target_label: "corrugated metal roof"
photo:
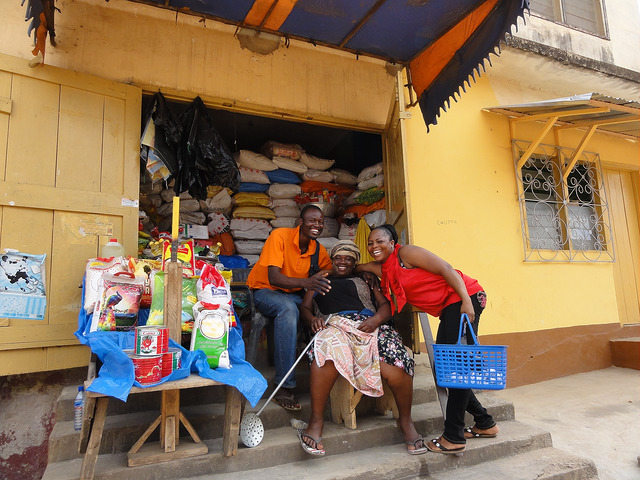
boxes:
[486,93,640,139]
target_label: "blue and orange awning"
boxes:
[129,0,529,128]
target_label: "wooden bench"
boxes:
[78,374,243,479]
[329,376,398,429]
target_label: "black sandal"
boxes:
[272,388,301,411]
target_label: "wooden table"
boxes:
[78,374,243,480]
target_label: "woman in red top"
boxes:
[360,224,498,455]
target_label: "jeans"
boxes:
[252,288,303,389]
[437,291,496,444]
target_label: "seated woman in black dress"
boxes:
[297,240,427,457]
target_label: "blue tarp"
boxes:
[75,279,267,407]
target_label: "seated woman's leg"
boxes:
[380,362,420,444]
[377,324,425,454]
[303,360,340,452]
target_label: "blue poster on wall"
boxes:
[0,250,47,320]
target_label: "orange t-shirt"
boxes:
[247,226,332,293]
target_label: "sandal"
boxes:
[406,436,428,455]
[272,388,301,411]
[464,426,498,439]
[426,437,465,455]
[298,429,325,456]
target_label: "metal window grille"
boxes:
[513,140,614,262]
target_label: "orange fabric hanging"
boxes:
[244,0,299,30]
[409,0,498,98]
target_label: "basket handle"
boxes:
[456,313,480,346]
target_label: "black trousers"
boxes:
[437,292,496,444]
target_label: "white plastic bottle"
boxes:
[101,238,125,258]
[73,386,85,431]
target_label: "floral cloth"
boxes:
[311,312,383,397]
[308,311,415,392]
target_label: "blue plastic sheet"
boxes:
[75,278,267,407]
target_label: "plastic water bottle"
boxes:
[73,386,85,431]
[101,238,125,258]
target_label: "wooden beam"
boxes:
[555,116,638,130]
[0,96,11,115]
[339,0,387,48]
[562,124,598,180]
[516,116,558,170]
[80,397,109,480]
[589,99,640,116]
[511,107,609,123]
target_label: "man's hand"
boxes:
[303,271,331,294]
[360,271,381,292]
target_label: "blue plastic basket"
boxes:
[432,314,507,390]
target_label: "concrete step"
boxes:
[422,447,598,480]
[610,337,640,370]
[47,382,508,463]
[42,420,559,480]
[48,359,441,463]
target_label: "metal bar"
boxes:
[515,116,558,170]
[562,124,598,180]
[418,313,447,419]
[338,0,387,48]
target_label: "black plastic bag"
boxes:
[175,96,240,198]
[140,92,180,178]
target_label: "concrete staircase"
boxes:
[42,355,598,480]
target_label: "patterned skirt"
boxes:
[308,312,415,381]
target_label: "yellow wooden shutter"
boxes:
[0,53,141,374]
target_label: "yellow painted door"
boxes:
[382,73,421,352]
[383,73,411,244]
[0,53,141,374]
[603,167,640,325]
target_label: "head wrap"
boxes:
[329,240,361,264]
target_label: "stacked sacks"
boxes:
[340,162,386,228]
[139,183,235,253]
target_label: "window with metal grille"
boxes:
[513,140,614,262]
[530,0,607,36]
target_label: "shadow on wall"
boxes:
[0,367,85,480]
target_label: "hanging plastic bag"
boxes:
[175,96,240,198]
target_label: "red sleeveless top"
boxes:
[380,245,483,317]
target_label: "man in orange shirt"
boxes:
[247,205,332,410]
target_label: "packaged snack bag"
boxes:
[196,263,235,327]
[162,239,195,277]
[147,272,198,332]
[190,302,230,369]
[84,257,127,314]
[90,272,144,332]
[128,258,161,308]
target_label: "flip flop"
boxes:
[298,429,325,456]
[272,389,302,411]
[464,426,498,439]
[426,437,465,455]
[406,436,428,455]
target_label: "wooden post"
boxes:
[418,312,448,419]
[79,397,109,480]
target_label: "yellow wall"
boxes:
[0,0,394,130]
[402,75,639,337]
